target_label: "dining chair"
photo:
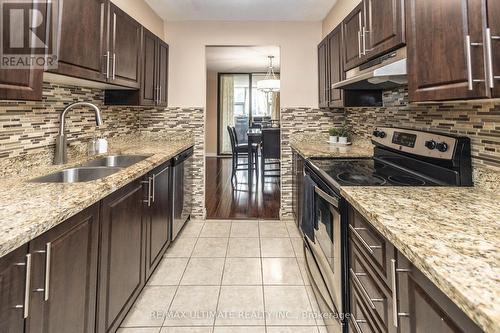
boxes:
[260,128,281,179]
[227,126,259,181]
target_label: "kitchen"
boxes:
[0,0,498,333]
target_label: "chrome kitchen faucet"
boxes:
[54,102,103,165]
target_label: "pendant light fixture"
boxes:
[257,55,280,92]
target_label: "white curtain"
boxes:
[221,75,235,154]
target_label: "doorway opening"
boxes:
[205,46,281,220]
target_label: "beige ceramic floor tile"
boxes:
[200,222,231,237]
[180,258,225,285]
[215,286,265,326]
[296,258,311,286]
[305,286,325,326]
[213,327,265,333]
[191,238,228,257]
[148,258,189,286]
[266,327,319,333]
[121,286,177,327]
[117,328,161,333]
[260,238,295,257]
[164,286,220,326]
[259,219,283,223]
[259,223,289,238]
[165,238,197,258]
[205,219,232,223]
[227,238,261,257]
[264,286,316,326]
[285,223,302,238]
[290,238,305,258]
[262,258,304,285]
[222,258,262,285]
[160,327,213,333]
[230,222,259,237]
[179,222,204,238]
[231,219,261,223]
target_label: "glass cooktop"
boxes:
[309,158,437,187]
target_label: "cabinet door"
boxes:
[98,180,145,333]
[487,0,500,97]
[363,0,405,60]
[28,205,99,333]
[396,252,482,333]
[328,26,344,107]
[157,40,169,106]
[407,0,488,102]
[141,29,157,105]
[109,3,141,88]
[318,41,329,108]
[0,244,29,333]
[49,0,108,82]
[343,3,364,70]
[145,165,171,278]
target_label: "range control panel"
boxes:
[372,127,457,160]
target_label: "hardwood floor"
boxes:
[205,157,281,220]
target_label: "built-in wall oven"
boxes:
[302,163,348,333]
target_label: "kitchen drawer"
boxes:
[348,207,395,288]
[350,279,382,333]
[350,240,396,333]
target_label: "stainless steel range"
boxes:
[301,127,473,333]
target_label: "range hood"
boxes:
[333,47,407,90]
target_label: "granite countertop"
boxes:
[290,132,373,159]
[0,132,195,258]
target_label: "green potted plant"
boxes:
[337,125,351,144]
[328,128,339,143]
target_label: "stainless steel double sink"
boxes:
[30,155,151,183]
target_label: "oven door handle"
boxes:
[314,186,339,209]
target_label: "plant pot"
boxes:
[329,136,338,143]
[339,136,349,144]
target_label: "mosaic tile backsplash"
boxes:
[344,88,500,169]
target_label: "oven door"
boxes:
[304,185,344,332]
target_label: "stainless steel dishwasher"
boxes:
[171,147,194,240]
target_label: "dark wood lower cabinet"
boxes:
[396,252,482,333]
[28,205,99,333]
[348,205,482,333]
[145,162,172,279]
[0,244,29,333]
[98,180,146,333]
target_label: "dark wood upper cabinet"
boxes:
[407,0,489,102]
[396,252,482,333]
[28,205,99,333]
[157,40,169,106]
[48,0,107,83]
[141,29,158,106]
[0,244,28,333]
[0,0,46,101]
[109,3,141,89]
[145,162,172,279]
[342,3,364,71]
[98,180,145,333]
[328,25,344,107]
[318,40,329,108]
[487,0,500,97]
[363,0,405,60]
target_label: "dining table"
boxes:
[247,128,262,185]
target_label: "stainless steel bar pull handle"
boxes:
[486,28,500,89]
[358,30,363,58]
[104,51,110,79]
[349,225,382,254]
[350,314,366,333]
[14,254,32,318]
[142,177,152,206]
[350,269,384,310]
[465,35,485,91]
[391,259,411,327]
[152,174,156,203]
[44,243,51,301]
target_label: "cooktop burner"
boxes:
[337,171,387,186]
[309,158,436,187]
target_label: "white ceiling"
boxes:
[146,0,337,21]
[206,46,280,73]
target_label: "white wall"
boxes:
[111,0,165,39]
[165,21,323,108]
[322,0,361,37]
